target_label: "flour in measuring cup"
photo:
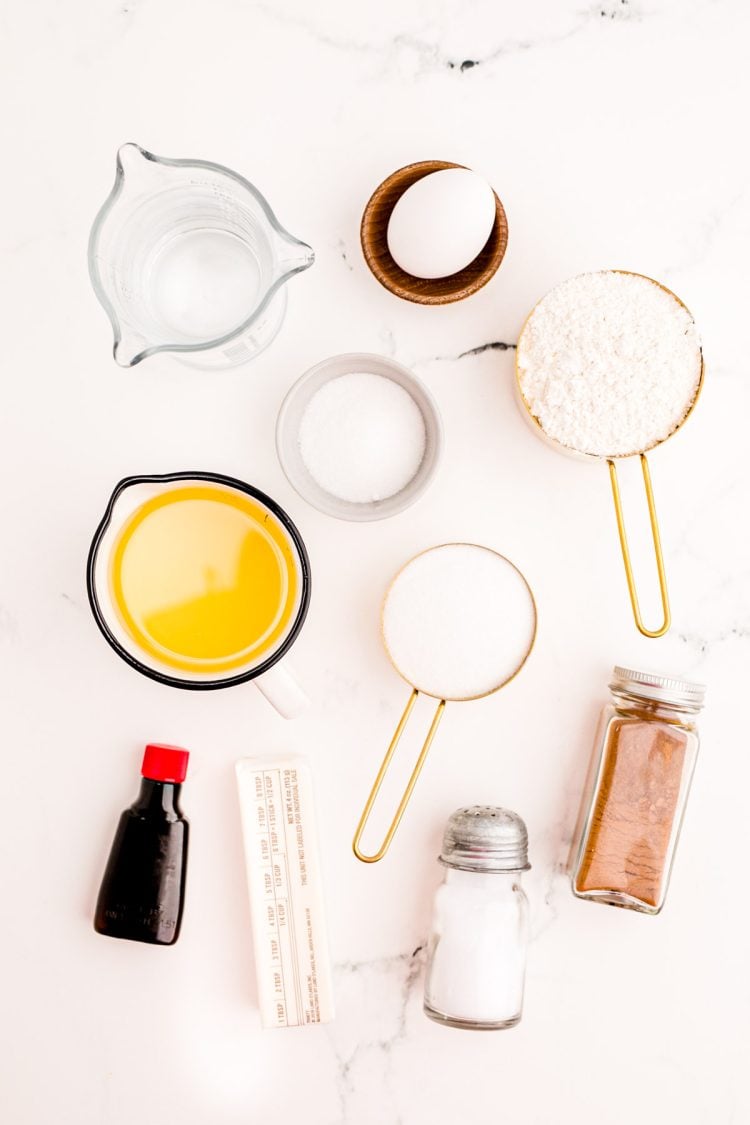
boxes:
[517,271,702,457]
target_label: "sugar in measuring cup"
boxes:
[353,544,537,863]
[515,270,704,638]
[88,143,314,368]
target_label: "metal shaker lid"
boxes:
[439,806,530,873]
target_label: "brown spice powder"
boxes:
[576,718,688,907]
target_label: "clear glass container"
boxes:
[571,666,705,915]
[88,143,314,369]
[424,806,530,1031]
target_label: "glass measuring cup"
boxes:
[353,544,537,863]
[87,472,311,718]
[515,270,704,639]
[88,143,314,369]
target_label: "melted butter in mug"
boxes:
[109,486,300,673]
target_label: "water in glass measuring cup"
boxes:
[89,143,314,369]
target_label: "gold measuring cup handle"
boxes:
[608,454,671,639]
[353,689,446,863]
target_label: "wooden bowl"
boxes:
[360,160,508,305]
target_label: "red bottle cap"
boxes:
[141,744,190,783]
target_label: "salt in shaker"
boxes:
[424,806,531,1030]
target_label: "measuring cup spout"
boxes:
[272,232,315,282]
[115,142,159,187]
[113,325,150,368]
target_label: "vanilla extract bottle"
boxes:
[94,744,190,945]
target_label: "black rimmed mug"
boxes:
[87,471,311,717]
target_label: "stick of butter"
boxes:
[235,757,334,1028]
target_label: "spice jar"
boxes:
[572,666,705,914]
[424,806,530,1031]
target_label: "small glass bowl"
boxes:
[276,352,443,522]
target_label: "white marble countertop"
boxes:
[2,1,748,1121]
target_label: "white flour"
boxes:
[382,544,536,701]
[298,372,426,503]
[517,271,702,457]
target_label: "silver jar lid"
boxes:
[611,666,706,710]
[439,806,530,873]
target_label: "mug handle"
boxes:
[254,661,309,719]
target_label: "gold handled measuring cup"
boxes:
[515,270,704,639]
[353,544,537,863]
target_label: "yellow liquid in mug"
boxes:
[109,485,300,674]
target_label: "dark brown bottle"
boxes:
[94,744,189,945]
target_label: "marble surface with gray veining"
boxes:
[1,1,748,1122]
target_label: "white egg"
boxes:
[386,168,497,280]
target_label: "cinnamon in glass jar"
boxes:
[571,667,705,914]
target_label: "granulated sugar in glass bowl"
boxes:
[516,271,703,458]
[298,372,425,503]
[276,353,443,522]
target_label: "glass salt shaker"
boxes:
[571,666,705,915]
[424,806,530,1031]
